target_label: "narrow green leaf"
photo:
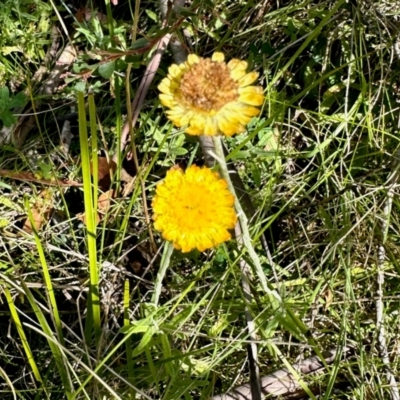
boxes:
[77,92,101,344]
[4,286,43,384]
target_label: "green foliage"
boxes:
[0,0,51,85]
[0,87,26,126]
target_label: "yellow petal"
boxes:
[199,234,214,251]
[168,117,184,127]
[187,54,200,65]
[186,114,206,135]
[238,85,263,95]
[238,71,259,87]
[203,117,219,136]
[159,94,175,108]
[179,110,194,126]
[216,114,242,136]
[221,105,252,125]
[228,60,248,81]
[230,68,247,82]
[227,59,248,71]
[238,92,264,106]
[168,64,182,78]
[211,52,225,62]
[166,106,187,118]
[166,108,188,126]
[186,126,203,136]
[158,80,172,95]
[227,104,260,118]
[240,105,261,117]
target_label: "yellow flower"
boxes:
[158,52,264,137]
[152,165,237,252]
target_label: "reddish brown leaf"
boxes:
[23,190,54,234]
[78,189,116,226]
[0,170,81,187]
[76,7,107,23]
[77,212,101,226]
[91,157,116,191]
[98,189,114,215]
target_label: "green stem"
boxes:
[212,136,281,308]
[152,242,174,306]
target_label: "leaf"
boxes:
[1,46,21,55]
[78,189,116,226]
[124,55,142,65]
[174,6,198,17]
[120,317,153,335]
[74,81,86,92]
[105,47,125,54]
[98,189,114,215]
[231,150,251,159]
[324,288,333,311]
[0,169,81,186]
[98,61,115,79]
[169,147,188,156]
[251,163,261,188]
[87,8,108,23]
[1,110,16,127]
[0,196,23,212]
[23,190,54,234]
[145,9,158,21]
[77,211,100,226]
[132,326,158,357]
[9,91,26,108]
[93,157,116,191]
[129,38,149,51]
[0,87,10,109]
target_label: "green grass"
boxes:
[1,0,400,399]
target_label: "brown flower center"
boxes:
[179,58,239,112]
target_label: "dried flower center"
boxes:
[179,59,239,112]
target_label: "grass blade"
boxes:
[77,91,101,344]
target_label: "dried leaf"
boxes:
[78,189,115,226]
[98,189,114,215]
[77,211,101,226]
[92,157,116,191]
[324,288,333,311]
[23,190,54,234]
[0,169,81,187]
[76,7,107,23]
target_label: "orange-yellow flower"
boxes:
[158,52,264,137]
[152,165,237,252]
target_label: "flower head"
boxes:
[158,52,264,137]
[152,165,237,252]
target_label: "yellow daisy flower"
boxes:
[158,52,264,137]
[152,165,237,252]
